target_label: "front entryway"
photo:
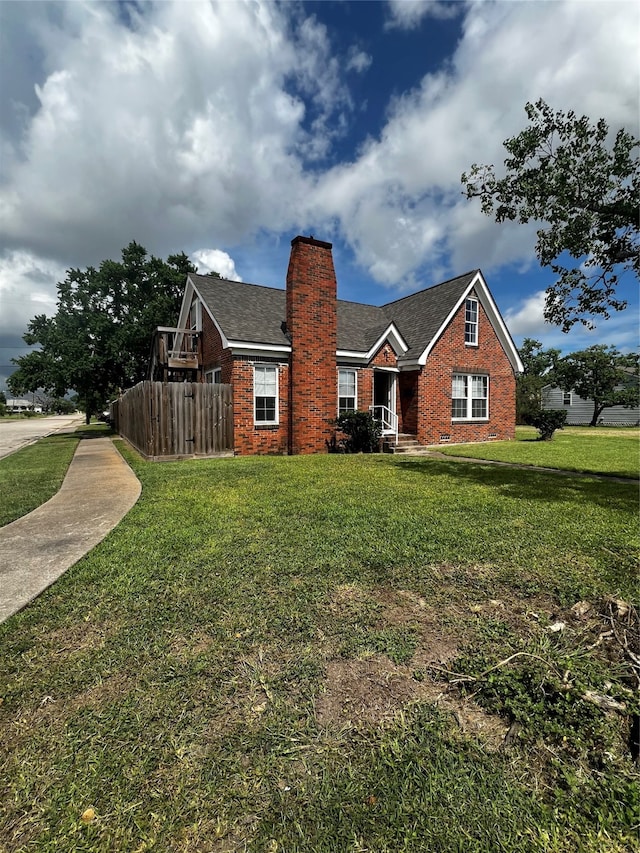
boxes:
[372,370,398,436]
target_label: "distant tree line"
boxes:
[517,339,639,429]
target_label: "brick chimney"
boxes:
[286,236,338,454]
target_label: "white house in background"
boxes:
[542,386,640,426]
[6,398,43,414]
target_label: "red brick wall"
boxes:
[370,343,397,369]
[231,357,289,455]
[201,311,234,383]
[356,367,372,413]
[414,295,516,445]
[201,310,289,455]
[286,236,338,454]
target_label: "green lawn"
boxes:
[0,424,110,528]
[438,425,640,479]
[1,446,638,852]
[0,434,80,527]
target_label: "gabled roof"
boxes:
[188,273,397,353]
[381,271,479,363]
[336,300,391,353]
[186,269,523,371]
[190,275,288,347]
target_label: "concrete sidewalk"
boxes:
[0,438,141,623]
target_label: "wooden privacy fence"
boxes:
[112,381,233,459]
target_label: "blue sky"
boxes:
[0,0,638,391]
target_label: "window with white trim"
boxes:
[188,298,201,332]
[562,391,572,406]
[452,374,488,420]
[254,365,278,424]
[465,297,478,345]
[206,368,222,384]
[338,369,357,413]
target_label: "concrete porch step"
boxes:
[383,434,433,454]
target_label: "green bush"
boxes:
[0,403,6,417]
[331,411,382,453]
[529,408,567,440]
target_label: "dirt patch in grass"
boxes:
[374,587,461,664]
[316,655,509,749]
[46,619,115,654]
[317,656,419,727]
[71,673,134,709]
[416,680,510,751]
[170,630,217,658]
[5,674,134,753]
[34,673,133,719]
[320,581,602,749]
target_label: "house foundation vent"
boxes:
[439,434,451,442]
[488,433,497,438]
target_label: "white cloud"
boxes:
[190,249,242,281]
[310,0,639,287]
[2,0,636,286]
[346,47,372,74]
[0,0,352,266]
[504,290,550,338]
[386,0,460,30]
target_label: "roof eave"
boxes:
[364,323,409,361]
[227,341,291,356]
[418,271,524,372]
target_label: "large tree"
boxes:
[462,100,639,331]
[8,242,195,422]
[516,337,560,424]
[552,345,639,426]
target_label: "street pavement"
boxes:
[0,414,85,459]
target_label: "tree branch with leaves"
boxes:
[8,242,196,422]
[462,100,639,331]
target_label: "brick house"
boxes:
[161,235,523,455]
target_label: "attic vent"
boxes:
[439,434,451,442]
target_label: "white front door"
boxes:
[373,371,396,433]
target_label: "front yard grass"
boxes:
[0,424,110,528]
[0,435,80,527]
[438,425,640,479]
[0,449,638,851]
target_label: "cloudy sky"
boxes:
[0,0,638,390]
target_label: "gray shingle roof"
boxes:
[336,300,390,352]
[190,275,288,346]
[189,270,478,358]
[381,271,478,361]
